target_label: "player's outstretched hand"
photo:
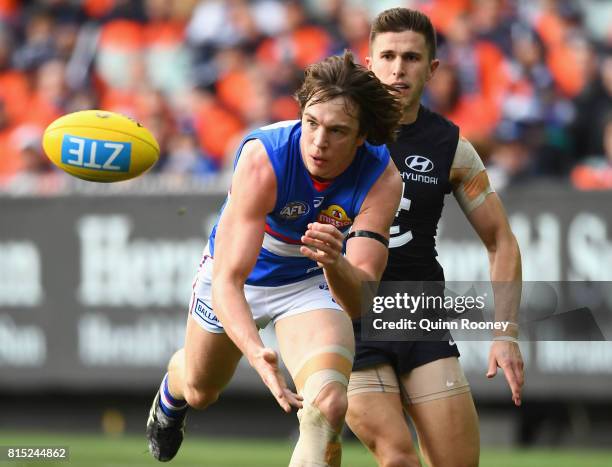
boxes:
[251,347,303,413]
[300,222,344,267]
[487,340,524,406]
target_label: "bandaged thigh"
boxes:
[347,364,400,397]
[289,346,353,467]
[402,357,470,406]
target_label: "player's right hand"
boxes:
[300,222,344,268]
[487,340,524,406]
[250,347,303,413]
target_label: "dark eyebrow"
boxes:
[303,112,352,132]
[379,49,422,59]
[303,112,318,122]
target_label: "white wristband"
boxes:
[493,335,519,344]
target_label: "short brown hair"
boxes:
[370,8,437,60]
[295,51,401,146]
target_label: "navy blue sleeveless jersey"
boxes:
[352,107,461,373]
[207,120,390,286]
[384,106,459,279]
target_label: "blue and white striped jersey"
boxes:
[207,120,389,286]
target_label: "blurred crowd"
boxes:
[0,0,610,191]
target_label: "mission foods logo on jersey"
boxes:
[318,204,352,229]
[279,201,310,220]
[403,155,439,185]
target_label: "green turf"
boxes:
[1,432,611,467]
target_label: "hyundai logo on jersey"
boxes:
[279,201,310,220]
[405,155,434,173]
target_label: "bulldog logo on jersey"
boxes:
[279,201,310,220]
[318,204,352,229]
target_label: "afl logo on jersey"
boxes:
[279,201,310,220]
[405,155,434,173]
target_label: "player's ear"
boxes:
[427,59,440,82]
[356,133,366,146]
[365,55,373,70]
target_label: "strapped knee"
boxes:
[290,402,341,467]
[288,345,354,467]
[293,345,354,404]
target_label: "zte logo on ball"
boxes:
[61,135,131,172]
[405,155,434,173]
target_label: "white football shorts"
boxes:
[189,255,343,333]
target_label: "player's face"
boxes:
[300,95,366,181]
[367,30,439,121]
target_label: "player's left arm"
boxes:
[451,137,524,406]
[300,159,402,319]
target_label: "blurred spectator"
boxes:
[0,99,20,182]
[471,0,517,57]
[532,0,595,98]
[571,112,612,190]
[12,7,56,70]
[501,24,575,175]
[190,87,244,168]
[142,0,193,97]
[420,0,471,38]
[426,62,497,149]
[0,0,610,188]
[486,120,536,190]
[0,26,30,125]
[333,3,371,64]
[437,11,508,141]
[95,19,145,91]
[256,1,332,69]
[28,58,69,127]
[502,26,555,126]
[571,51,612,160]
[0,122,55,186]
[163,129,218,177]
[10,123,52,175]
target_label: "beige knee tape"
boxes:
[293,345,353,403]
[289,403,341,467]
[288,345,353,466]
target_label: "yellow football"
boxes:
[42,110,160,182]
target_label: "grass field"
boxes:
[1,432,611,467]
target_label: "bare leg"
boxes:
[170,315,244,408]
[275,309,355,466]
[346,365,421,467]
[403,358,480,467]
